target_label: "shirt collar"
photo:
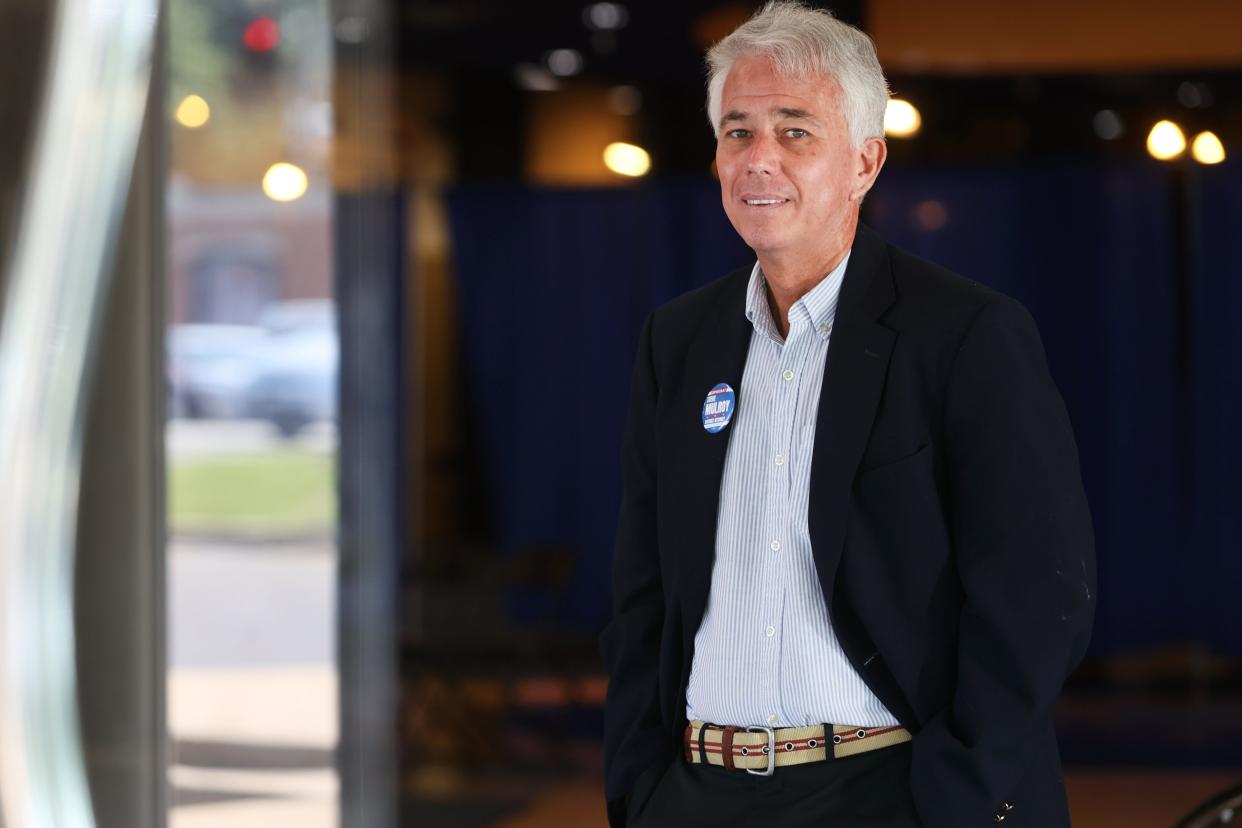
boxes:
[744,251,851,343]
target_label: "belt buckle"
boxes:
[744,725,775,777]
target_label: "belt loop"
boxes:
[684,722,694,763]
[721,726,737,770]
[697,722,711,765]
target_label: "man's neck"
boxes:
[758,219,856,339]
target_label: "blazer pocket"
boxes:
[856,441,932,479]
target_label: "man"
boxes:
[599,2,1096,826]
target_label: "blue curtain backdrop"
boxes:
[446,182,751,628]
[445,160,1241,655]
[1193,167,1242,651]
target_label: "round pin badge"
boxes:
[701,383,736,434]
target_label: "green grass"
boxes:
[169,450,336,537]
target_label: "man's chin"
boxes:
[740,235,786,256]
[731,225,786,253]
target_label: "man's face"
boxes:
[715,53,873,259]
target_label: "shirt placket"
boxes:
[758,311,810,728]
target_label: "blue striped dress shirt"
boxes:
[684,253,901,730]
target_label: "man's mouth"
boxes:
[743,198,790,206]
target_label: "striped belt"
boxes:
[684,720,912,777]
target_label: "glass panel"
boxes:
[164,1,338,825]
[0,0,158,824]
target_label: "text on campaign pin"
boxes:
[701,383,736,434]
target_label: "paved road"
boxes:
[168,536,338,823]
[169,537,334,667]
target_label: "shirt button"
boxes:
[767,713,779,724]
[765,625,776,637]
[782,369,794,382]
[770,539,781,552]
[775,453,786,466]
[818,322,830,336]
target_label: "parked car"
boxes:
[246,301,338,437]
[167,324,265,419]
[257,298,335,337]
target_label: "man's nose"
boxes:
[745,132,780,175]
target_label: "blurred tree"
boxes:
[167,0,332,186]
[167,0,230,111]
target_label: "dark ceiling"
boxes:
[397,1,864,81]
[379,0,1241,179]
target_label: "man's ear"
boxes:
[851,136,887,202]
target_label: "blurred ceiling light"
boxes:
[175,94,210,129]
[603,142,651,177]
[608,85,642,116]
[1092,109,1123,141]
[1177,81,1213,109]
[262,163,308,202]
[242,16,281,52]
[584,2,629,30]
[546,48,584,77]
[884,99,921,138]
[1191,131,1226,165]
[514,63,560,92]
[913,199,948,231]
[1177,81,1203,108]
[1146,120,1186,160]
[334,15,369,44]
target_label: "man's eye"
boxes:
[726,129,751,139]
[785,128,808,138]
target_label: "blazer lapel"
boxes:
[676,269,753,630]
[808,224,897,607]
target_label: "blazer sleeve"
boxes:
[910,296,1097,827]
[599,313,670,828]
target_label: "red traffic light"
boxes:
[242,16,281,53]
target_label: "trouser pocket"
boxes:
[627,759,672,824]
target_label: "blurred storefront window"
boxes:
[164,1,338,825]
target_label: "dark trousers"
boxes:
[628,742,923,828]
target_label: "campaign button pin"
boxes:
[701,383,736,434]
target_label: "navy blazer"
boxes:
[599,223,1096,828]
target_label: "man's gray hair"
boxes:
[705,1,890,148]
